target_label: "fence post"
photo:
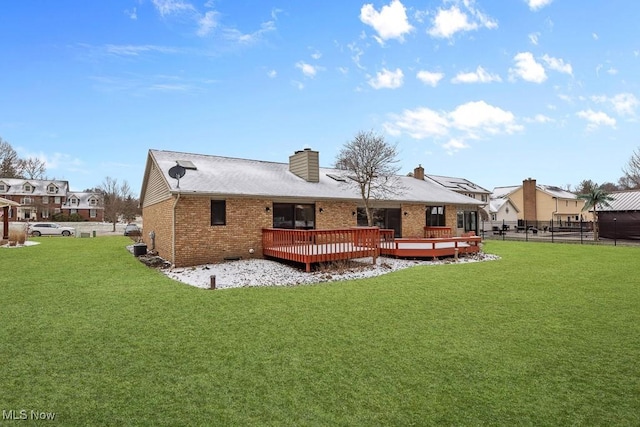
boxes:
[525,220,529,241]
[580,219,583,244]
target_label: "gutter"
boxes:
[172,191,180,267]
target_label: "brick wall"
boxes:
[141,197,175,263]
[445,205,458,234]
[144,195,469,267]
[315,201,358,229]
[172,197,273,267]
[401,203,426,237]
[523,178,537,222]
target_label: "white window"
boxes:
[42,209,49,219]
[22,197,32,204]
[0,183,6,192]
[70,209,77,215]
[47,185,57,194]
[90,209,97,218]
[24,184,33,192]
[42,196,49,204]
[54,197,61,204]
[89,198,98,206]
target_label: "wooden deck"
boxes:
[263,228,482,272]
[262,227,379,272]
[380,230,481,259]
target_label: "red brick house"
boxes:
[61,192,104,222]
[0,178,103,222]
[140,148,484,268]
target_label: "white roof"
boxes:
[146,149,484,206]
[426,174,490,194]
[492,186,519,199]
[492,184,577,200]
[0,178,68,196]
[598,190,640,211]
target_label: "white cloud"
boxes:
[151,0,195,17]
[428,1,497,39]
[576,109,616,131]
[385,107,449,138]
[448,101,521,135]
[525,114,554,123]
[125,8,137,20]
[296,61,318,78]
[528,32,540,45]
[527,0,553,11]
[607,67,618,75]
[592,93,639,117]
[197,10,219,36]
[592,33,599,40]
[509,52,547,83]
[384,100,521,152]
[368,68,404,89]
[267,70,277,78]
[224,20,276,44]
[611,93,639,116]
[416,70,444,87]
[442,138,469,154]
[360,0,413,44]
[541,54,573,75]
[104,44,178,56]
[451,66,501,84]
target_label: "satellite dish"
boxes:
[168,165,186,188]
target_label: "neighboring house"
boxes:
[0,178,103,222]
[419,167,491,232]
[139,149,484,268]
[492,178,590,228]
[597,190,640,240]
[489,198,520,227]
[61,192,104,222]
[0,178,69,221]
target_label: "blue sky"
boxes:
[1,0,638,195]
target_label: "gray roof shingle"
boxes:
[149,149,484,206]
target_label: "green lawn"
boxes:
[1,237,639,426]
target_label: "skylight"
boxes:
[176,160,197,170]
[326,173,347,182]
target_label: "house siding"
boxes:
[142,162,172,208]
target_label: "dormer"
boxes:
[68,195,80,206]
[23,182,35,193]
[88,195,100,206]
[46,182,59,194]
[0,180,8,193]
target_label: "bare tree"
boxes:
[622,148,640,189]
[334,130,403,226]
[21,157,47,179]
[99,177,134,232]
[0,138,22,178]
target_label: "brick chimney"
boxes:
[289,148,319,182]
[413,164,425,180]
[522,178,537,222]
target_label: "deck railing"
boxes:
[262,227,380,272]
[424,226,453,238]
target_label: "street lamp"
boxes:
[614,217,617,246]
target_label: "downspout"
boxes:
[172,192,180,267]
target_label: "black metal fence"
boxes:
[480,219,632,246]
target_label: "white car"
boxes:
[28,222,75,237]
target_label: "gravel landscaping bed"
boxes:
[157,252,500,290]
